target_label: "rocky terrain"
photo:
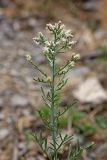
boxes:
[0,0,107,160]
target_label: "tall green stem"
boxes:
[51,56,58,160]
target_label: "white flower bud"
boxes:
[46,76,52,82]
[46,23,54,30]
[38,32,43,37]
[69,61,75,67]
[72,53,80,60]
[61,38,66,43]
[26,54,32,61]
[65,30,73,38]
[68,41,77,49]
[60,24,65,29]
[58,21,62,25]
[33,37,40,45]
[45,41,50,46]
[69,41,77,45]
[56,41,61,45]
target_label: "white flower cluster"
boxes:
[43,41,56,54]
[44,47,55,54]
[65,30,74,38]
[47,21,77,50]
[33,32,46,45]
[68,53,80,68]
[46,21,65,31]
[72,53,80,60]
[32,21,80,62]
[68,61,75,67]
[58,52,80,75]
[33,21,77,50]
[26,54,32,61]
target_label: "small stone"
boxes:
[0,11,5,21]
[22,109,31,116]
[27,157,36,160]
[28,18,38,28]
[73,77,107,104]
[0,128,10,140]
[0,98,3,107]
[4,28,16,40]
[2,89,13,96]
[94,28,107,40]
[17,116,34,131]
[11,94,29,107]
[7,115,14,124]
[32,54,45,64]
[13,21,20,31]
[18,142,27,156]
[10,69,19,76]
[0,0,10,7]
[0,113,5,120]
[67,66,90,78]
[82,0,98,11]
[36,155,45,160]
[65,66,90,87]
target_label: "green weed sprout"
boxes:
[26,21,92,160]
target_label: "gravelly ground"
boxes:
[0,9,107,159]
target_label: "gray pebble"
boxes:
[11,94,29,107]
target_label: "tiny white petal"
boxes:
[73,53,80,60]
[45,41,50,46]
[38,32,43,36]
[26,55,32,61]
[69,41,77,45]
[61,38,66,42]
[46,23,54,30]
[69,61,75,67]
[60,24,65,29]
[44,47,49,52]
[33,37,40,45]
[56,41,60,45]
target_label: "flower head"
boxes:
[33,37,40,45]
[33,32,46,45]
[68,61,75,67]
[46,76,52,82]
[45,41,51,46]
[26,54,32,61]
[46,23,54,31]
[72,53,80,60]
[65,30,73,38]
